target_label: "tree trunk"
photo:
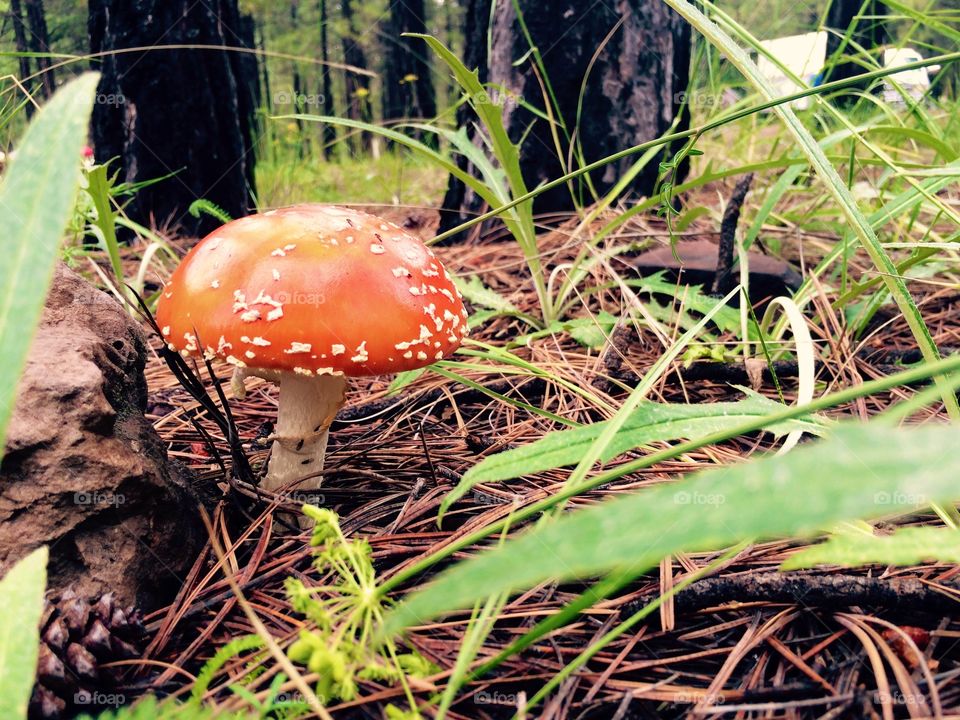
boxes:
[290,0,308,158]
[8,0,34,116]
[439,0,492,238]
[439,0,691,240]
[318,0,336,158]
[24,0,55,98]
[89,0,257,237]
[823,0,887,97]
[340,0,372,152]
[383,0,438,127]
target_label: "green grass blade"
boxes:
[378,354,960,598]
[386,423,960,631]
[0,548,48,720]
[783,526,960,570]
[441,393,827,513]
[0,73,101,455]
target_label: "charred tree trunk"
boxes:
[439,0,691,241]
[383,0,438,129]
[318,0,336,158]
[439,0,492,238]
[89,0,257,237]
[340,0,372,153]
[24,0,55,98]
[823,0,887,98]
[8,0,34,116]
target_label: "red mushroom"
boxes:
[156,204,468,494]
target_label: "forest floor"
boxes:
[112,192,960,719]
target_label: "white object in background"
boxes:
[882,47,937,103]
[757,31,828,110]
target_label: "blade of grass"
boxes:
[0,73,100,454]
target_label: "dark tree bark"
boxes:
[24,0,55,98]
[383,0,438,126]
[318,0,337,158]
[89,0,258,237]
[439,0,691,241]
[439,0,491,238]
[823,0,887,96]
[340,0,372,152]
[8,0,34,116]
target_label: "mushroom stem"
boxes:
[261,372,347,495]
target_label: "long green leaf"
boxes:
[783,526,960,570]
[441,392,827,514]
[0,73,100,454]
[0,547,48,719]
[385,423,960,631]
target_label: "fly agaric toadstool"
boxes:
[156,204,468,494]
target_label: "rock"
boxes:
[0,265,205,611]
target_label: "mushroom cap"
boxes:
[155,204,468,377]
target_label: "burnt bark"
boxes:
[439,0,691,241]
[24,0,55,98]
[340,0,372,152]
[438,0,492,239]
[88,0,257,237]
[8,0,34,116]
[383,0,438,127]
[823,0,887,97]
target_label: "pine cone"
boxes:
[29,590,146,720]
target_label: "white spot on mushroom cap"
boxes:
[351,341,369,363]
[331,344,346,356]
[271,248,286,257]
[161,326,171,336]
[240,336,271,347]
[285,342,312,354]
[370,244,385,255]
[272,269,281,281]
[211,279,221,289]
[241,309,261,322]
[245,350,257,359]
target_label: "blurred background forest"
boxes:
[0,0,957,238]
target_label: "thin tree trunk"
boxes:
[318,0,336,158]
[340,0,372,153]
[383,0,438,132]
[290,0,308,158]
[89,0,257,236]
[438,0,492,239]
[24,0,55,98]
[8,0,34,116]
